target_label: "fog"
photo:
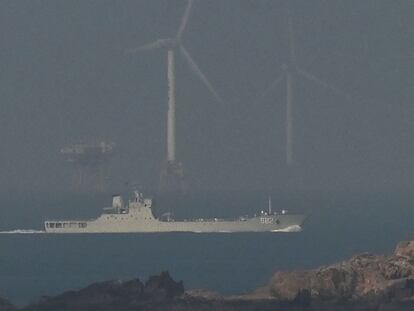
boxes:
[1,0,413,195]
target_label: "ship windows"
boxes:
[45,222,55,228]
[47,221,86,229]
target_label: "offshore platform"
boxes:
[61,141,115,192]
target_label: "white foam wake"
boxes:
[271,225,302,233]
[0,229,45,234]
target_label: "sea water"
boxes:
[0,191,413,305]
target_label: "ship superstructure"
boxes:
[44,192,306,233]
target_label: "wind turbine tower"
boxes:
[129,0,224,193]
[285,16,295,166]
[264,13,347,166]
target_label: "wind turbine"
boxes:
[128,0,224,193]
[263,13,348,167]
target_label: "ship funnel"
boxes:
[112,195,123,210]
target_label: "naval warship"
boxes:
[44,191,306,233]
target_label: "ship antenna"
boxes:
[268,196,272,215]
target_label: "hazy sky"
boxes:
[1,0,413,194]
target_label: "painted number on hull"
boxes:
[260,217,274,224]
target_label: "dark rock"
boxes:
[0,298,16,311]
[144,271,184,300]
[22,272,183,311]
[293,289,311,306]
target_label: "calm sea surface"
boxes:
[0,191,413,305]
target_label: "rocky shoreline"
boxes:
[3,240,414,310]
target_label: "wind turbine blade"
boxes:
[297,68,351,99]
[180,45,225,104]
[258,73,285,101]
[126,40,165,53]
[177,0,194,39]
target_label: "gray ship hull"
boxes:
[44,193,306,234]
[45,215,306,233]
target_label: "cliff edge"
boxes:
[254,240,414,302]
